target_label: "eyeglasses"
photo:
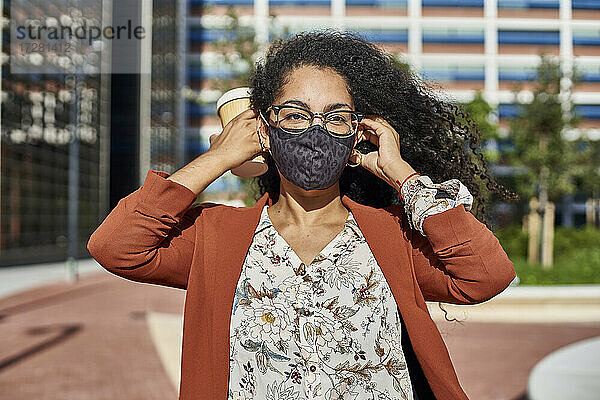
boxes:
[263,104,364,138]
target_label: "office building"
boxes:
[185,0,600,195]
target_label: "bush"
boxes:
[495,225,600,285]
[495,224,527,258]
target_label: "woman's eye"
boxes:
[287,113,309,120]
[327,114,348,123]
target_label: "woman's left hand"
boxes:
[348,116,419,189]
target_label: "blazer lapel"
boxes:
[208,191,272,397]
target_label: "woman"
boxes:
[87,32,517,400]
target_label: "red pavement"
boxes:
[1,270,599,400]
[436,319,600,400]
[0,271,184,400]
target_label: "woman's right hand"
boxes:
[207,108,266,171]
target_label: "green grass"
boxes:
[495,225,600,285]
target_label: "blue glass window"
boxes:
[498,104,519,118]
[422,0,483,6]
[575,105,600,119]
[498,0,559,9]
[185,139,209,155]
[188,66,235,80]
[579,65,600,82]
[189,0,254,5]
[498,30,559,45]
[572,1,600,10]
[189,29,236,43]
[498,66,537,81]
[348,29,408,43]
[346,0,407,6]
[188,27,255,44]
[499,104,600,119]
[422,28,484,44]
[187,101,216,117]
[421,65,485,81]
[573,29,600,46]
[269,0,330,5]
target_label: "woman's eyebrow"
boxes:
[281,99,353,112]
[324,103,352,112]
[282,99,309,108]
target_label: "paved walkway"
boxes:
[427,284,600,323]
[0,259,103,299]
[436,319,600,399]
[1,260,599,400]
[0,266,184,400]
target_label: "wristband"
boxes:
[396,172,420,201]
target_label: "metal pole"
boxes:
[0,0,4,249]
[177,0,187,169]
[66,72,80,283]
[139,0,153,182]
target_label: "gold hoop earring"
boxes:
[347,152,361,168]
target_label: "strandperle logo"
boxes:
[15,19,147,46]
[11,0,153,74]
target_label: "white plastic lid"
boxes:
[216,87,252,111]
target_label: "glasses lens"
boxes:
[325,111,358,137]
[276,106,359,136]
[278,107,312,133]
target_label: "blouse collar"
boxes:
[254,203,363,239]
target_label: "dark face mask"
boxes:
[266,122,355,191]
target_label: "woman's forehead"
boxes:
[275,65,353,110]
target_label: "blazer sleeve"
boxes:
[388,203,516,305]
[86,169,202,290]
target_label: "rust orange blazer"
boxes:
[87,169,516,400]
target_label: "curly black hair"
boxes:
[248,30,518,226]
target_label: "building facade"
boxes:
[185,0,600,195]
[0,0,182,266]
[1,0,597,266]
[0,0,111,266]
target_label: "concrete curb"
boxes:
[0,258,105,299]
[497,285,600,299]
[146,311,183,392]
[427,285,600,323]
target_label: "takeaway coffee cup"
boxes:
[215,87,268,178]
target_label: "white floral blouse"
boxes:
[228,177,473,400]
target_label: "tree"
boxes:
[210,7,259,93]
[505,53,587,266]
[460,90,501,163]
[186,7,290,205]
